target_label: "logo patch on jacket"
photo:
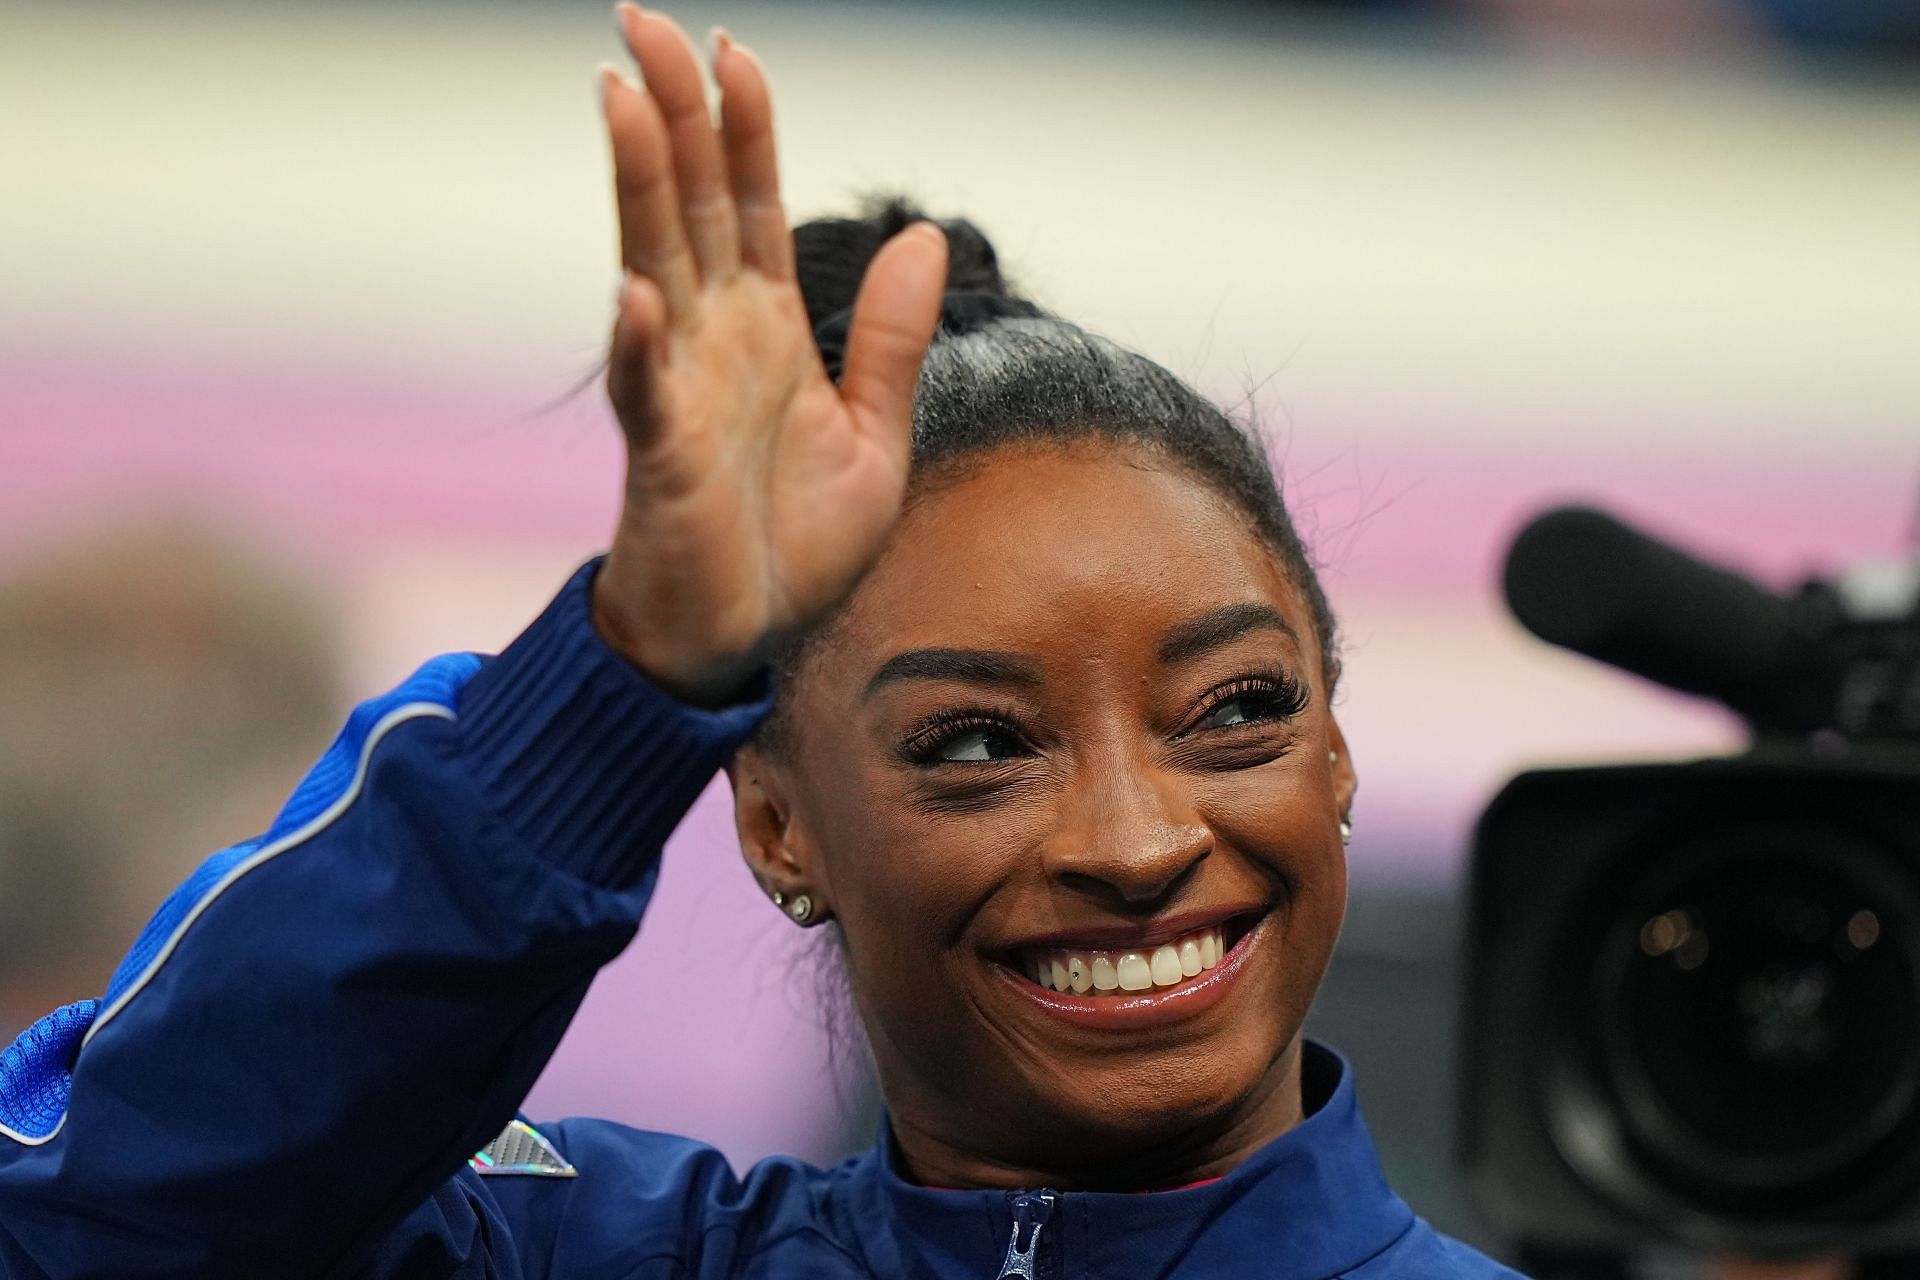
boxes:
[469,1120,577,1178]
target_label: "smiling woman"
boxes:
[0,6,1519,1279]
[740,446,1351,1194]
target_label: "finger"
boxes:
[601,65,700,319]
[713,33,792,281]
[607,272,671,445]
[840,223,948,440]
[619,5,741,283]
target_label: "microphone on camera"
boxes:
[1501,504,1836,732]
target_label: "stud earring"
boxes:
[1339,817,1353,846]
[769,890,787,909]
[787,894,814,926]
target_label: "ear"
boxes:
[1327,717,1358,821]
[726,744,823,906]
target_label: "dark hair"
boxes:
[768,198,1337,736]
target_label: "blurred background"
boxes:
[3,0,1917,1256]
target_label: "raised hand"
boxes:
[591,5,948,704]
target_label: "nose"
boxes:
[1039,760,1213,906]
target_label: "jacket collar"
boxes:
[836,1040,1414,1279]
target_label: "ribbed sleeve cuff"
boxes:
[456,559,773,890]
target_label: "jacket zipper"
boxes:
[993,1190,1057,1280]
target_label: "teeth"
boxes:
[1066,954,1093,994]
[1020,925,1233,998]
[1149,945,1183,987]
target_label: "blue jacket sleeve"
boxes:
[0,561,770,1279]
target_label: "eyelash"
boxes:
[894,669,1311,767]
[1187,671,1312,733]
[896,706,1032,767]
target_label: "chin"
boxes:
[998,1031,1297,1185]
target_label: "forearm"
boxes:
[0,562,768,1279]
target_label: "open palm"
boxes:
[592,6,947,703]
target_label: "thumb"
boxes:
[838,222,948,436]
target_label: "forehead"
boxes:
[820,443,1309,678]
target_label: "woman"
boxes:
[0,7,1523,1277]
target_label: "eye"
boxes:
[897,709,1033,767]
[933,727,1024,762]
[1186,672,1310,736]
[1199,696,1264,729]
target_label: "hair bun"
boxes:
[795,196,1038,380]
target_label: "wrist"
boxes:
[459,558,773,888]
[589,561,768,709]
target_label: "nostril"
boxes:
[1056,852,1207,907]
[1045,824,1213,904]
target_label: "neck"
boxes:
[887,1039,1307,1192]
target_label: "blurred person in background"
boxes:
[0,519,341,1040]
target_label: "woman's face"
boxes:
[733,442,1355,1189]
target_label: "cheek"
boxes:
[1198,766,1349,952]
[808,768,1029,961]
[814,804,1029,1077]
[1196,764,1340,873]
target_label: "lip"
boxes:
[989,911,1271,1031]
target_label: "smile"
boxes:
[991,913,1267,1030]
[1018,922,1229,997]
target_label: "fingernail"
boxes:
[597,62,626,100]
[614,3,642,36]
[708,26,732,64]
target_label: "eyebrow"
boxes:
[1155,603,1299,666]
[863,648,1046,701]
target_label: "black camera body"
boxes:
[1464,750,1920,1257]
[1459,506,1920,1265]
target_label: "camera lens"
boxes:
[1556,825,1920,1218]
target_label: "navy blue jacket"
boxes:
[0,564,1524,1278]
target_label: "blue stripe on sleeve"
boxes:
[101,652,481,1008]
